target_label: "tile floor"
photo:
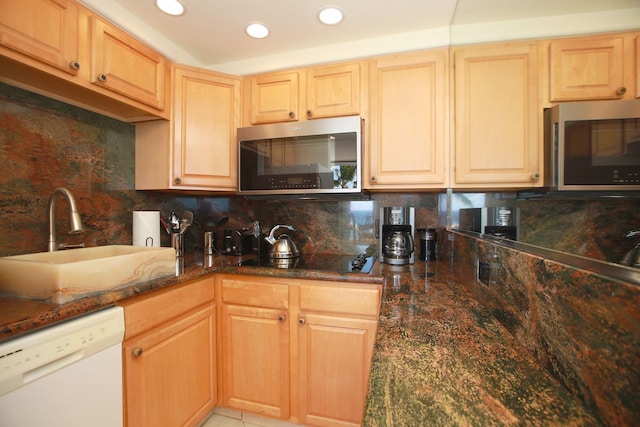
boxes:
[200,407,303,427]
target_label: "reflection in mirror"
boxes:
[451,191,640,267]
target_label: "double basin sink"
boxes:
[0,245,176,303]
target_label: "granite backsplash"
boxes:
[447,230,640,426]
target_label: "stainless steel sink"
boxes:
[0,245,176,303]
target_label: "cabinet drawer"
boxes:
[120,276,215,339]
[221,277,289,309]
[299,282,381,318]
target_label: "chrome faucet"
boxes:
[47,187,84,252]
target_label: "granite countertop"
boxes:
[0,252,382,341]
[0,252,599,425]
[363,260,599,426]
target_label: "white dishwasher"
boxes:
[0,306,125,427]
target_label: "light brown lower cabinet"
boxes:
[120,277,216,427]
[220,304,291,416]
[216,274,381,427]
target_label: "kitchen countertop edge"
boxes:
[0,252,383,342]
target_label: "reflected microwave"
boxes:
[237,116,363,195]
[544,99,640,191]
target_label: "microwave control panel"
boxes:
[263,173,334,190]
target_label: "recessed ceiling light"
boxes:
[246,23,270,39]
[318,6,343,25]
[156,0,185,16]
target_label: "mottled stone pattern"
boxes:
[450,231,640,426]
[364,260,598,426]
[517,198,640,263]
[0,82,440,258]
[0,82,166,254]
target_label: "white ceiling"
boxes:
[78,0,640,75]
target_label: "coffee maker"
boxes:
[379,206,415,265]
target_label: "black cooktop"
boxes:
[238,253,377,274]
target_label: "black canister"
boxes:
[417,228,437,261]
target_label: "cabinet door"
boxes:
[123,305,216,427]
[306,62,360,119]
[297,313,378,427]
[549,34,626,101]
[368,50,449,189]
[90,16,167,110]
[221,304,290,419]
[172,65,241,190]
[0,0,79,74]
[636,35,640,99]
[249,71,299,123]
[453,42,542,188]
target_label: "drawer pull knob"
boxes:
[132,347,143,358]
[289,111,295,119]
[616,87,627,96]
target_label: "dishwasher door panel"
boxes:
[0,343,123,426]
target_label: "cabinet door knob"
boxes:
[174,177,182,184]
[306,110,313,118]
[531,173,540,181]
[97,73,107,82]
[288,111,295,119]
[278,315,286,322]
[132,347,143,358]
[616,87,627,97]
[370,176,376,182]
[298,318,305,325]
[68,61,80,71]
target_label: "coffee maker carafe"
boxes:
[380,207,415,265]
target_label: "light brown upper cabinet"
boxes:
[452,42,542,188]
[245,61,362,124]
[306,62,361,119]
[0,0,80,75]
[0,0,170,121]
[247,71,300,124]
[548,33,637,102]
[367,50,449,189]
[89,15,167,110]
[136,64,241,191]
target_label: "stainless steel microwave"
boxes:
[237,116,363,195]
[544,99,640,191]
